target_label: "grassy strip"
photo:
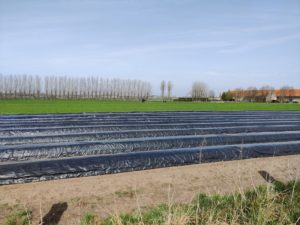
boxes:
[80,180,300,225]
[4,180,300,224]
[1,99,300,114]
[4,210,31,225]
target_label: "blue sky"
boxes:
[0,0,300,96]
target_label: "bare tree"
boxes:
[160,80,166,101]
[232,88,244,102]
[209,90,215,99]
[191,81,209,101]
[279,86,294,102]
[260,85,274,102]
[0,74,3,98]
[167,81,173,101]
[288,87,295,101]
[246,87,257,102]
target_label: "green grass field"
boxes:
[0,99,300,114]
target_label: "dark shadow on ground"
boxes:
[258,170,289,192]
[258,170,277,183]
[40,202,68,225]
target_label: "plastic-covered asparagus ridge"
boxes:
[0,111,299,185]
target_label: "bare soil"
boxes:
[1,155,300,225]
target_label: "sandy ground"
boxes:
[1,155,300,224]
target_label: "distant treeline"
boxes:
[0,74,152,100]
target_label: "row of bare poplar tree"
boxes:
[0,74,152,99]
[160,80,173,101]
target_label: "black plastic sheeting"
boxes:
[1,122,300,137]
[1,117,300,129]
[1,118,299,128]
[0,110,299,119]
[0,111,299,128]
[1,131,300,161]
[1,125,300,145]
[1,140,300,185]
[0,111,300,185]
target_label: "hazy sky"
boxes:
[0,0,300,96]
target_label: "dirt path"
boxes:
[1,155,300,224]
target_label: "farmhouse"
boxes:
[231,89,300,103]
[269,89,300,103]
